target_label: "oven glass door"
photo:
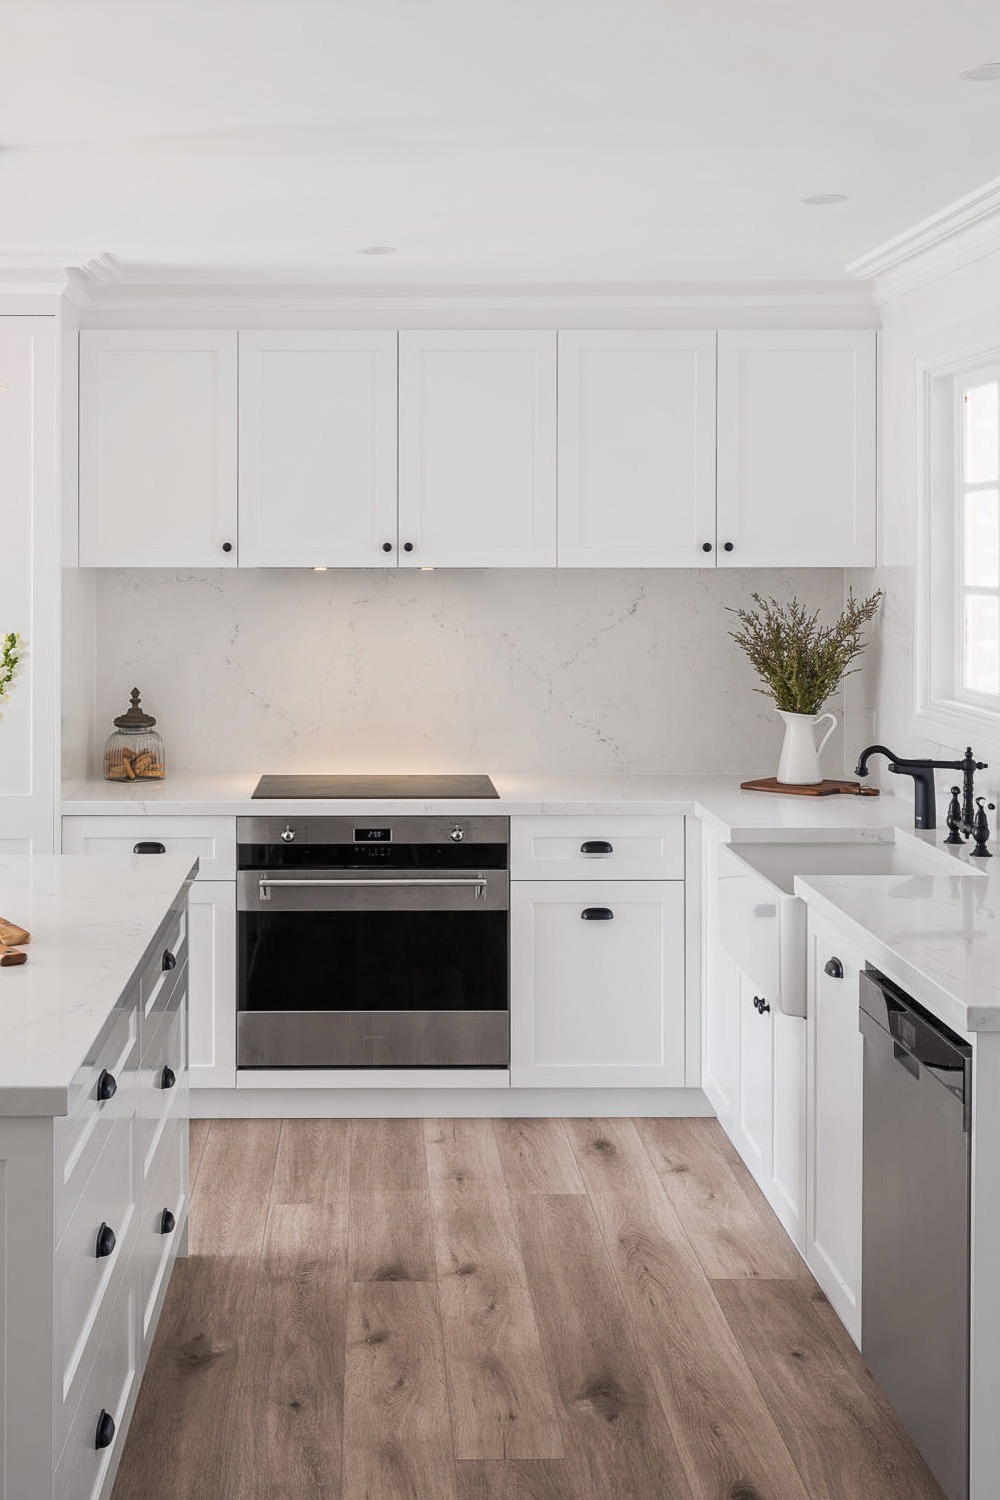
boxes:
[237,869,509,1068]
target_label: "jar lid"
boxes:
[113,687,157,729]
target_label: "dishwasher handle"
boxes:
[860,967,972,1130]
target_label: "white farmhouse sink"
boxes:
[717,837,982,1018]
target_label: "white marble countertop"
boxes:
[0,855,196,1117]
[61,771,911,841]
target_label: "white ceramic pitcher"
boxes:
[775,709,837,786]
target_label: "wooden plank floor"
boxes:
[112,1118,945,1500]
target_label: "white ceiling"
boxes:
[3,0,1000,285]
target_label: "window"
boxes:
[957,372,1000,705]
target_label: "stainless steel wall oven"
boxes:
[236,815,509,1069]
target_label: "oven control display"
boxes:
[354,827,392,842]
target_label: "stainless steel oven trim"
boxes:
[237,813,509,847]
[237,867,509,912]
[257,875,489,901]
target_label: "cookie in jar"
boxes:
[103,688,166,781]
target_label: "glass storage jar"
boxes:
[103,688,166,781]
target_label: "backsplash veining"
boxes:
[94,567,848,775]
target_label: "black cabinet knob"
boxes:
[581,907,614,920]
[160,1065,176,1090]
[753,996,771,1015]
[160,1208,176,1235]
[96,1069,117,1102]
[95,1409,116,1450]
[580,840,614,855]
[382,541,393,553]
[701,541,713,553]
[133,841,165,855]
[824,957,844,979]
[95,1222,117,1259]
[162,949,176,972]
[221,541,233,553]
[403,541,414,553]
[723,541,734,552]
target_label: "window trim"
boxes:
[915,340,1000,749]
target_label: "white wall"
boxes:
[91,566,849,777]
[854,242,1000,805]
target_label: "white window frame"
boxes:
[916,342,1000,747]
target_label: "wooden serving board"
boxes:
[740,777,880,798]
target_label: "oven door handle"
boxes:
[257,875,490,901]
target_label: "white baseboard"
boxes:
[190,1086,714,1119]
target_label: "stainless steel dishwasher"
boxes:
[860,966,972,1500]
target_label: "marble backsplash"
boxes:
[92,566,849,776]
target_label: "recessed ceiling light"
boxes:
[959,62,1000,82]
[801,194,849,206]
[359,245,397,256]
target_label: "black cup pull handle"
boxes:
[160,1208,176,1235]
[133,841,166,855]
[824,957,844,979]
[581,907,614,921]
[580,840,614,855]
[162,949,177,972]
[95,1222,117,1259]
[95,1409,116,1450]
[160,1065,176,1090]
[96,1069,117,1102]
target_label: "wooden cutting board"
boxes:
[740,777,881,798]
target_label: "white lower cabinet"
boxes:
[510,878,685,1087]
[806,911,866,1345]
[771,1008,807,1244]
[187,880,237,1089]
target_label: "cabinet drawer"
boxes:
[511,815,684,881]
[139,1002,187,1182]
[55,1280,137,1500]
[61,815,236,881]
[55,996,138,1244]
[140,908,187,1027]
[56,1117,136,1445]
[138,1114,187,1361]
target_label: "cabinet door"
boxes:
[772,1009,807,1247]
[187,881,236,1089]
[807,913,866,1344]
[702,839,741,1128]
[735,974,773,1186]
[511,880,684,1087]
[558,331,717,566]
[717,330,876,567]
[80,331,238,567]
[398,331,556,566]
[238,331,398,566]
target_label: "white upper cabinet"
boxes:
[80,331,238,567]
[238,331,397,567]
[557,331,717,566]
[716,330,877,568]
[398,331,557,567]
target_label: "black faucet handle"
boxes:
[970,797,995,859]
[945,787,966,844]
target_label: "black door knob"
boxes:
[702,541,713,553]
[581,907,614,920]
[221,541,233,553]
[95,1410,116,1450]
[160,1208,176,1235]
[133,841,166,854]
[723,541,734,552]
[580,840,614,855]
[96,1069,117,1101]
[95,1222,117,1259]
[403,542,414,553]
[160,1065,176,1090]
[824,957,844,979]
[382,541,393,552]
[756,997,771,1015]
[162,949,176,972]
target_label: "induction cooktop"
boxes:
[251,774,499,800]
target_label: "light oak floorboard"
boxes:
[349,1118,428,1193]
[273,1118,352,1205]
[455,1460,579,1500]
[188,1118,212,1187]
[714,1277,946,1500]
[493,1119,585,1195]
[566,1118,809,1500]
[343,1280,457,1500]
[637,1116,803,1280]
[190,1117,281,1258]
[424,1117,507,1194]
[349,1189,436,1283]
[517,1192,694,1500]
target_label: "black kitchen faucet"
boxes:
[855,744,987,832]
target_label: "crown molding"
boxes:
[847,175,1000,303]
[0,253,122,306]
